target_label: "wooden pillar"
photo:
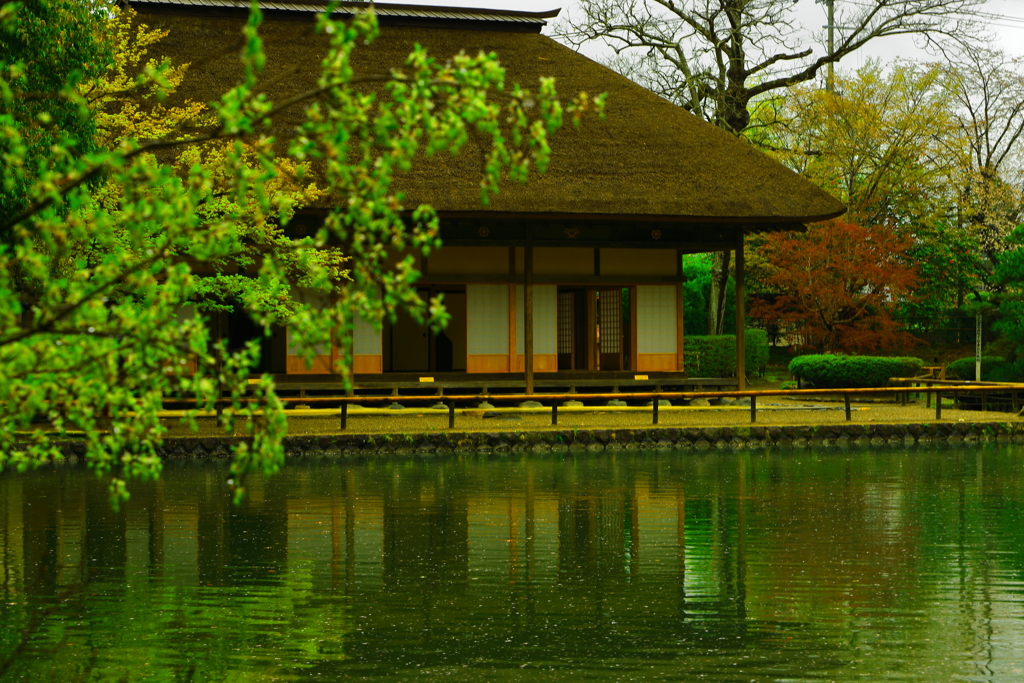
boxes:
[507,284,517,374]
[525,243,534,395]
[508,247,516,375]
[341,305,353,391]
[676,282,684,372]
[735,232,746,391]
[427,286,435,373]
[676,249,684,373]
[629,286,638,373]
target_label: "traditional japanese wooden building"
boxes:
[129,0,844,393]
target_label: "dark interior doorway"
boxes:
[224,301,271,373]
[383,286,467,373]
[557,287,631,371]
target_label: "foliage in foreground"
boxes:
[788,355,925,389]
[0,1,603,504]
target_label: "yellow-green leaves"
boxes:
[757,61,952,228]
[0,1,602,507]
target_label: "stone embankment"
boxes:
[61,420,1024,459]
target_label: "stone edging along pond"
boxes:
[71,420,1024,458]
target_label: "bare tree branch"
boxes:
[557,0,984,134]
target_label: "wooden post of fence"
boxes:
[525,240,535,396]
[926,382,931,408]
[845,394,852,421]
[653,397,660,425]
[936,392,942,420]
[448,401,456,429]
[750,395,756,423]
[552,404,558,426]
[340,402,348,430]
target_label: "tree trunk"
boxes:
[707,250,731,335]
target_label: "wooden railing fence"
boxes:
[173,381,1024,430]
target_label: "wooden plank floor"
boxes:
[255,371,738,396]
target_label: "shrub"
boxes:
[946,356,1021,382]
[788,355,924,388]
[685,335,733,377]
[746,329,770,375]
[685,329,770,377]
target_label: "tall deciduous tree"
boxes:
[560,0,981,135]
[751,62,992,320]
[941,45,1024,265]
[559,0,982,334]
[749,219,919,353]
[0,1,603,504]
[756,61,952,228]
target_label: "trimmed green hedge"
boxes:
[788,355,924,389]
[685,329,770,377]
[946,356,1021,382]
[746,329,769,375]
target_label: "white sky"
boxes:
[380,0,1024,65]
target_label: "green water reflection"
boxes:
[3,447,1024,681]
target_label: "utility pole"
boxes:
[975,311,982,382]
[816,0,836,92]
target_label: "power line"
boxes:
[844,0,1024,27]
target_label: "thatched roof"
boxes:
[129,1,845,227]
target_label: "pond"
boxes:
[3,447,1024,682]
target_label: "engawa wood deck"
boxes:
[260,371,738,396]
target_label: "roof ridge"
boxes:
[127,0,561,22]
[323,2,560,19]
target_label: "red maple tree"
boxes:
[750,219,920,353]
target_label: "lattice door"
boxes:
[557,291,574,370]
[598,288,623,370]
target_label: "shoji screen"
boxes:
[352,314,382,374]
[636,285,680,372]
[287,289,332,374]
[514,285,557,372]
[467,284,510,373]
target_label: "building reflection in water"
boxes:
[3,450,1024,681]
